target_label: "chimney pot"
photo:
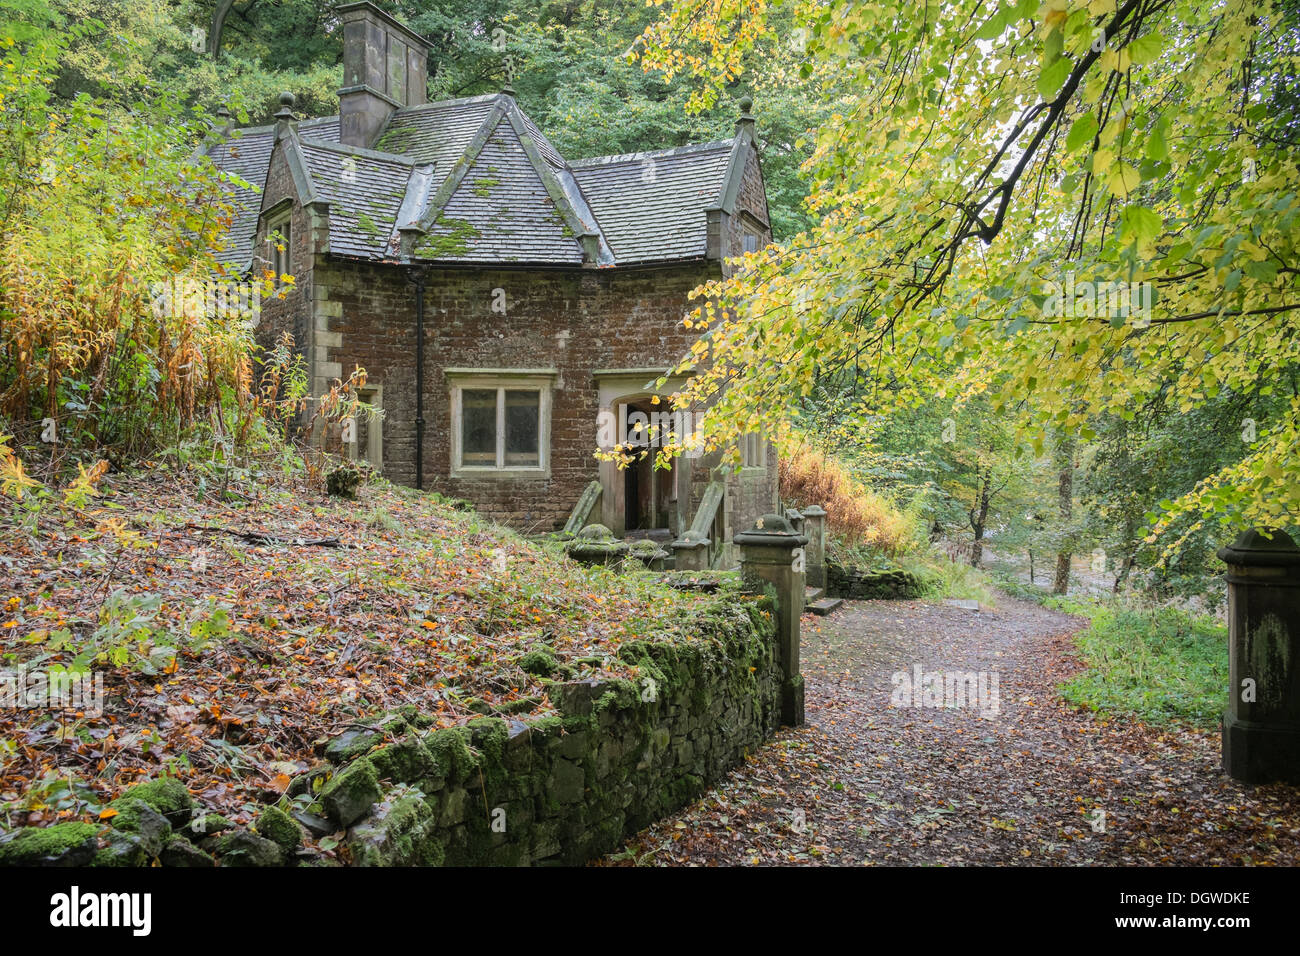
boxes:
[215,105,235,136]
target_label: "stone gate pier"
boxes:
[1219,528,1300,785]
[735,513,807,726]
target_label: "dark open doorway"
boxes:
[621,400,676,537]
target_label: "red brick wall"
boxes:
[315,260,722,529]
[724,138,773,265]
[255,142,317,365]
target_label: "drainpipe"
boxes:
[406,264,428,489]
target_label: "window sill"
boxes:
[451,466,550,480]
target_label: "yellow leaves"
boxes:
[1035,1,1069,42]
[98,808,119,820]
[62,459,109,508]
[0,444,42,501]
[1107,162,1141,197]
[1099,47,1130,73]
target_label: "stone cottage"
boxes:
[207,1,777,562]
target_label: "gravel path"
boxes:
[604,596,1300,866]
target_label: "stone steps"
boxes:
[807,596,843,616]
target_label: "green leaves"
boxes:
[1120,205,1163,246]
[975,6,1010,41]
[1107,162,1141,197]
[1066,114,1099,153]
[1127,31,1164,66]
[637,0,1300,540]
[1145,118,1170,162]
[1037,56,1073,100]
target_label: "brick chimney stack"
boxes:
[336,1,431,148]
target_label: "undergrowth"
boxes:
[1050,595,1227,731]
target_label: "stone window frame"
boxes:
[740,432,767,473]
[738,210,767,256]
[346,384,383,472]
[264,203,293,286]
[446,369,556,479]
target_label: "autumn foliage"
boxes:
[778,441,917,557]
[0,25,283,462]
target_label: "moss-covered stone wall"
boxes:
[324,594,781,865]
[0,595,782,868]
[827,559,927,600]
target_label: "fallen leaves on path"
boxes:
[606,598,1300,866]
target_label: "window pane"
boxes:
[273,221,291,277]
[355,389,378,467]
[462,389,497,464]
[504,390,540,466]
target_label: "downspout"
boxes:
[406,264,428,490]
[396,168,435,492]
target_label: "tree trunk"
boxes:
[969,466,992,568]
[1052,435,1075,595]
[1113,515,1138,592]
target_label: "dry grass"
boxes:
[778,443,918,558]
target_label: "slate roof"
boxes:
[570,141,735,265]
[415,115,585,265]
[372,94,499,172]
[297,138,418,260]
[206,92,754,271]
[207,116,339,270]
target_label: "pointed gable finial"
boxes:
[215,105,235,137]
[501,54,516,98]
[736,94,755,134]
[274,91,297,134]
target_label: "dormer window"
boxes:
[266,210,292,284]
[738,213,766,256]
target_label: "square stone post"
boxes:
[1219,528,1300,784]
[670,530,711,572]
[801,504,827,591]
[784,508,805,534]
[735,513,807,726]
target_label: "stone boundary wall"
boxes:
[0,594,781,867]
[332,595,781,865]
[827,559,927,600]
